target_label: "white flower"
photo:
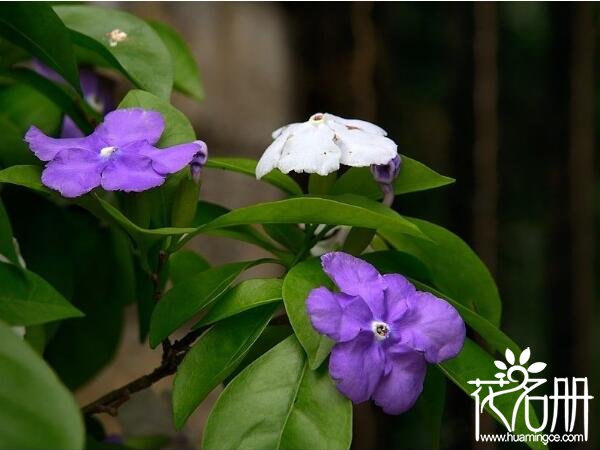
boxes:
[256,113,398,179]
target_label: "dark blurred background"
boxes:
[63,2,598,448]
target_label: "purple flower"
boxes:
[25,109,206,198]
[306,252,465,414]
[371,154,401,196]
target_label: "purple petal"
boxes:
[382,274,416,323]
[25,126,95,161]
[100,144,165,192]
[306,287,373,342]
[321,252,386,317]
[96,109,164,147]
[329,332,385,403]
[41,148,105,197]
[138,141,205,175]
[372,350,427,414]
[394,291,466,363]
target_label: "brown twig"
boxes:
[82,328,205,416]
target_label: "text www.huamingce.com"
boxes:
[479,432,585,445]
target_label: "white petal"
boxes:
[276,125,341,176]
[335,128,398,167]
[325,113,388,136]
[272,122,302,139]
[256,132,289,179]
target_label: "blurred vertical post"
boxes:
[473,2,498,276]
[473,3,498,449]
[568,4,594,379]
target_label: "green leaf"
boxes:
[380,217,501,326]
[118,89,195,146]
[148,20,203,101]
[0,198,18,264]
[55,5,173,100]
[331,155,454,198]
[149,259,270,348]
[439,339,546,450]
[0,83,62,167]
[262,223,305,253]
[0,261,83,326]
[206,157,303,196]
[0,319,84,449]
[173,305,276,429]
[44,219,130,389]
[199,194,424,239]
[203,336,352,450]
[0,3,81,93]
[194,201,287,257]
[194,278,283,327]
[0,165,48,194]
[168,250,210,286]
[282,258,334,369]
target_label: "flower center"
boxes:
[371,321,390,341]
[100,146,117,158]
[309,113,325,124]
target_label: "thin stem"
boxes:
[82,328,205,416]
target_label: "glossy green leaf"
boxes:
[118,89,195,146]
[0,319,84,449]
[262,223,305,253]
[331,155,454,198]
[168,250,209,286]
[149,259,270,348]
[193,201,287,257]
[199,194,424,239]
[203,336,352,450]
[206,157,303,196]
[439,339,546,450]
[0,83,61,166]
[282,258,334,369]
[55,5,173,99]
[0,198,18,264]
[173,305,276,429]
[380,217,501,326]
[0,3,81,93]
[194,278,283,327]
[0,165,48,194]
[148,20,203,101]
[0,261,83,326]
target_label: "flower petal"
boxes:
[41,148,104,197]
[96,108,164,146]
[372,350,427,414]
[335,128,398,167]
[276,124,341,176]
[138,140,206,175]
[394,291,466,363]
[100,144,165,192]
[382,274,416,323]
[306,287,373,342]
[25,126,95,161]
[325,114,388,136]
[256,130,290,179]
[321,252,386,317]
[329,332,385,403]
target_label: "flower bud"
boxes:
[190,140,208,183]
[370,154,401,187]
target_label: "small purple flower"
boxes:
[190,141,208,183]
[25,108,206,198]
[307,252,465,414]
